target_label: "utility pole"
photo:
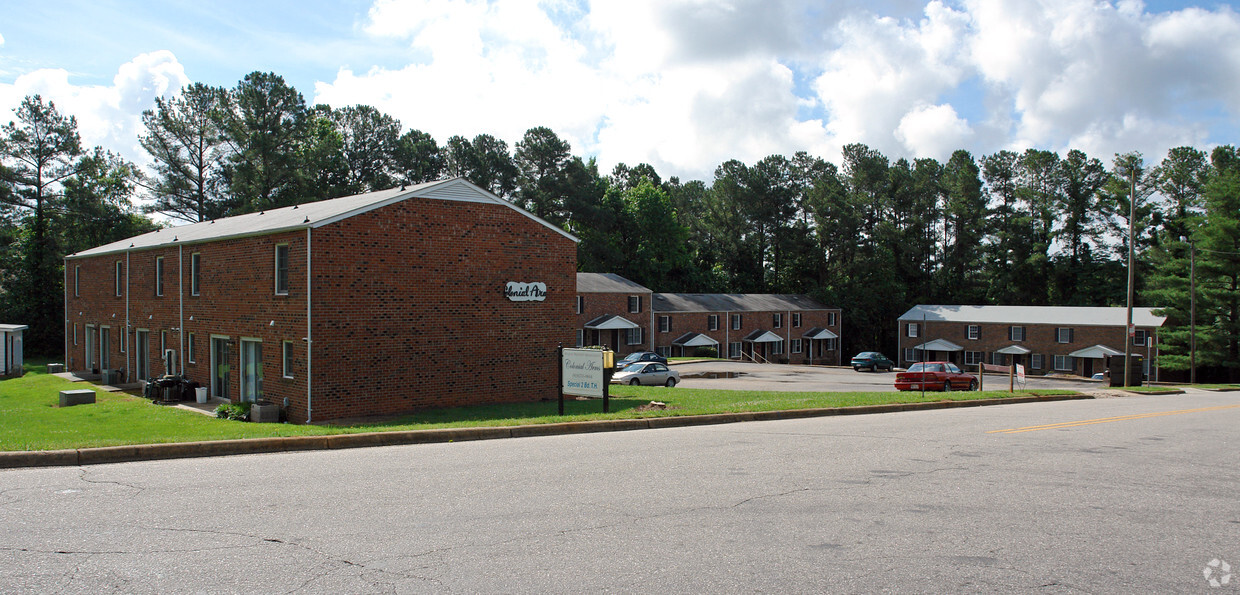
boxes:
[1124,165,1136,388]
[1190,237,1196,384]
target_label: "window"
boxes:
[1133,329,1147,346]
[965,351,982,365]
[574,295,583,314]
[625,327,643,346]
[240,339,263,403]
[1009,326,1025,341]
[656,346,671,357]
[772,341,784,355]
[991,352,1007,365]
[191,253,201,296]
[1031,354,1044,370]
[575,329,584,347]
[275,244,290,295]
[791,339,802,354]
[731,314,742,330]
[1055,328,1071,343]
[627,295,641,313]
[73,323,78,346]
[904,348,915,363]
[773,313,782,328]
[728,342,741,358]
[74,265,80,297]
[658,315,670,333]
[282,341,294,379]
[968,325,979,340]
[907,323,919,338]
[160,330,167,358]
[708,315,719,331]
[155,257,164,296]
[824,338,837,351]
[187,332,195,363]
[115,261,123,296]
[792,313,802,328]
[1054,355,1074,371]
[828,312,837,327]
[120,329,125,353]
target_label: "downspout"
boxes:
[178,245,184,375]
[725,311,730,359]
[306,227,313,423]
[63,257,68,369]
[126,251,131,380]
[786,309,791,360]
[648,294,654,352]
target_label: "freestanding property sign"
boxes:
[561,348,606,398]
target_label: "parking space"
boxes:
[672,361,1095,393]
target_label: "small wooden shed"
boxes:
[0,324,27,376]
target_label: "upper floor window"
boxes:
[792,313,802,328]
[708,315,719,331]
[1056,327,1073,343]
[967,325,980,340]
[575,296,583,314]
[275,244,290,295]
[773,313,782,328]
[191,253,201,296]
[1133,329,1148,346]
[731,314,742,330]
[115,261,123,296]
[74,265,80,297]
[828,312,837,327]
[627,295,641,313]
[658,315,671,333]
[907,323,919,338]
[1009,326,1025,341]
[155,257,165,296]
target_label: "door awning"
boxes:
[913,338,964,352]
[1069,344,1123,359]
[584,315,641,330]
[802,327,838,340]
[743,330,785,343]
[995,344,1031,355]
[672,332,719,347]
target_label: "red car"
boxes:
[894,361,978,392]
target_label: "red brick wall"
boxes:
[651,309,842,365]
[574,292,652,355]
[66,195,577,422]
[897,320,1160,375]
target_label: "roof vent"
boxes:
[293,204,298,209]
[303,217,310,223]
[401,184,407,191]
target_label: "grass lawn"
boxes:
[1183,383,1240,390]
[2,358,1077,452]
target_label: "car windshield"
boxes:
[907,363,945,373]
[622,363,646,372]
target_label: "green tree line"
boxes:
[2,71,1236,380]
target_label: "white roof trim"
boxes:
[0,324,28,332]
[1069,344,1123,359]
[899,304,1166,327]
[673,333,719,347]
[995,345,1032,355]
[803,328,838,340]
[744,330,785,343]
[913,338,964,352]
[585,315,641,330]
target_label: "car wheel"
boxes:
[853,366,861,372]
[943,381,952,392]
[969,379,978,391]
[870,365,877,372]
[665,378,677,387]
[629,379,640,386]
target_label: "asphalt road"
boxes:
[1,390,1237,593]
[674,360,1094,392]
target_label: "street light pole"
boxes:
[1190,237,1197,384]
[1124,169,1135,388]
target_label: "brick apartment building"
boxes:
[64,179,577,422]
[897,305,1166,378]
[574,273,843,365]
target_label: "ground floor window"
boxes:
[240,338,263,403]
[282,340,294,379]
[904,348,915,363]
[990,352,1007,365]
[187,332,196,363]
[771,341,784,355]
[791,339,802,354]
[1054,355,1073,371]
[625,327,643,346]
[1031,354,1044,370]
[211,336,230,400]
[656,346,670,357]
[824,338,837,351]
[134,329,149,381]
[575,329,584,347]
[965,351,982,366]
[729,342,741,358]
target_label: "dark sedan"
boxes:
[851,352,894,372]
[615,351,668,369]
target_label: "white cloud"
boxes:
[0,50,188,164]
[896,103,973,159]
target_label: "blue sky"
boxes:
[2,0,1239,183]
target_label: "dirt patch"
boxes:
[634,401,679,412]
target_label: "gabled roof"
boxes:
[743,330,785,343]
[995,345,1032,355]
[0,324,28,332]
[672,332,719,346]
[577,273,651,294]
[68,178,577,259]
[899,305,1166,327]
[802,327,838,340]
[653,293,832,313]
[584,315,641,330]
[913,338,964,352]
[1069,344,1123,359]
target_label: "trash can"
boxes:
[195,387,208,403]
[1108,355,1143,387]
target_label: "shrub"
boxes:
[692,346,718,358]
[214,402,251,421]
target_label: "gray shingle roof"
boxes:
[576,273,652,293]
[652,293,833,313]
[68,178,577,259]
[898,305,1166,327]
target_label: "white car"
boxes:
[611,362,680,387]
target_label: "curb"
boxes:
[0,394,1091,469]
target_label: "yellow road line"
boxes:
[988,404,1240,434]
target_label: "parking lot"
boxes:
[672,360,1096,393]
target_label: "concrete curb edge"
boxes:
[1,394,1092,469]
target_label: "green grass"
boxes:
[2,358,1076,452]
[1116,386,1185,393]
[1182,383,1240,390]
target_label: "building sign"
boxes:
[562,348,605,398]
[505,281,547,302]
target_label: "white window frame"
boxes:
[1133,329,1147,346]
[190,252,201,296]
[115,261,123,296]
[965,351,982,366]
[907,323,919,338]
[828,312,837,327]
[574,295,583,314]
[708,315,719,331]
[792,313,802,328]
[187,332,195,363]
[728,342,741,358]
[74,265,80,297]
[274,244,290,296]
[239,337,263,403]
[627,295,641,313]
[731,314,742,330]
[656,346,671,358]
[73,323,78,346]
[575,329,584,347]
[282,340,294,379]
[968,325,979,340]
[1010,326,1025,341]
[1056,328,1072,343]
[155,256,164,296]
[658,315,670,333]
[773,313,782,329]
[772,341,784,355]
[1054,355,1073,371]
[1031,354,1044,370]
[904,348,915,363]
[791,339,802,354]
[625,327,643,346]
